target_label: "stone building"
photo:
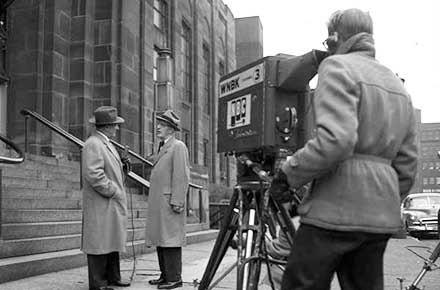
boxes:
[4,0,239,188]
[0,0,266,281]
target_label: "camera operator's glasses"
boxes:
[322,38,331,50]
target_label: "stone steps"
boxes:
[2,197,83,209]
[0,230,219,283]
[1,187,82,199]
[0,228,146,258]
[2,176,80,190]
[2,208,148,223]
[0,153,214,284]
[2,218,147,240]
[2,196,147,209]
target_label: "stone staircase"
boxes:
[0,154,217,283]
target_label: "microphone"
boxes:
[121,146,131,172]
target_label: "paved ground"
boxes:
[1,236,440,290]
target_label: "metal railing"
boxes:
[0,134,24,164]
[21,109,150,188]
[20,109,204,192]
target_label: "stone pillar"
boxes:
[156,48,173,110]
[7,0,72,155]
[0,83,6,136]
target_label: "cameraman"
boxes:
[271,8,418,290]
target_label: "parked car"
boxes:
[401,193,440,238]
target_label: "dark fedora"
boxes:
[89,106,125,125]
[156,109,181,131]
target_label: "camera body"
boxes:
[217,50,325,180]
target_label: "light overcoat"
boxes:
[81,133,128,254]
[145,136,190,247]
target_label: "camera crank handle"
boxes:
[240,156,271,183]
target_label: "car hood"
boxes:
[404,208,439,218]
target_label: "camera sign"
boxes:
[219,63,264,98]
[227,94,251,129]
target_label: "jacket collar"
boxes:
[335,32,375,58]
[93,132,122,166]
[154,136,176,165]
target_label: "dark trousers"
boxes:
[157,246,182,282]
[87,252,121,290]
[281,224,391,290]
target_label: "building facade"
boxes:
[5,0,241,188]
[235,16,263,69]
[419,122,440,193]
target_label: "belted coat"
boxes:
[145,136,190,247]
[282,33,418,234]
[81,132,128,254]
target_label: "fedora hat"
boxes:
[156,109,181,131]
[89,106,125,125]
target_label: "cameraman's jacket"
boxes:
[282,33,417,234]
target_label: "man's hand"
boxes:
[171,204,184,214]
[121,156,131,173]
[269,170,294,203]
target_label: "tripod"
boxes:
[198,157,299,290]
[405,229,440,289]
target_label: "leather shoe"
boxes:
[158,280,183,289]
[148,277,165,285]
[108,280,130,287]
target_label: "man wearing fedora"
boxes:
[145,109,190,289]
[81,106,130,290]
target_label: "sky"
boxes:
[222,0,439,123]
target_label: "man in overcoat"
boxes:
[81,106,130,290]
[269,8,418,290]
[145,109,190,289]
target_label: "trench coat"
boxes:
[81,133,128,254]
[145,136,190,247]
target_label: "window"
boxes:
[202,44,211,114]
[423,178,428,185]
[410,197,429,208]
[72,0,85,16]
[203,139,209,166]
[153,48,160,82]
[181,22,192,102]
[430,177,435,185]
[182,129,191,155]
[153,0,169,47]
[218,61,225,77]
[430,196,440,206]
[153,0,168,31]
[436,177,440,185]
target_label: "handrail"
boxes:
[20,109,203,190]
[111,140,203,189]
[20,109,150,188]
[0,134,25,164]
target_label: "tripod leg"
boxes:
[408,241,440,289]
[269,197,296,246]
[198,189,239,290]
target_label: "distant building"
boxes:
[419,122,440,193]
[235,16,263,69]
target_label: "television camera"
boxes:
[198,50,328,290]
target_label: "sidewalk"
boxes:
[1,237,440,290]
[0,239,237,290]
